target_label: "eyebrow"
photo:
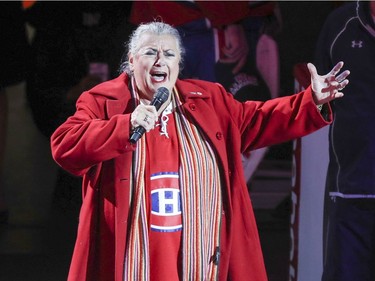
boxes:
[143,47,175,54]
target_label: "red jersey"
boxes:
[146,110,182,281]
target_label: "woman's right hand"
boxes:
[130,104,158,132]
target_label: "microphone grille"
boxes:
[155,87,170,103]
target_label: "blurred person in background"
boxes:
[314,1,375,280]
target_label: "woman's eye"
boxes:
[145,51,156,56]
[165,53,175,57]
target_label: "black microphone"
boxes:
[129,87,170,143]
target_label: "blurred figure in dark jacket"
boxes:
[314,1,375,280]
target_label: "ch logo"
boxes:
[151,188,182,232]
[152,189,181,215]
[351,40,363,48]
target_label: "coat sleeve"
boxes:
[50,89,135,176]
[217,85,332,152]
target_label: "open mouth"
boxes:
[151,71,167,82]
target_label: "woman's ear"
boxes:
[128,53,134,72]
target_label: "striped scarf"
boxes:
[124,84,222,280]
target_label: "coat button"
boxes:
[216,132,222,140]
[189,103,196,111]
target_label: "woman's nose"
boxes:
[155,53,166,66]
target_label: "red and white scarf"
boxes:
[124,81,222,280]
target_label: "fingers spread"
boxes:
[335,70,351,83]
[307,62,318,77]
[330,61,344,76]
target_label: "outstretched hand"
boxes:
[307,61,350,105]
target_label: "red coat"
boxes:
[51,73,331,281]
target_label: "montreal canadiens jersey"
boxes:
[146,110,182,280]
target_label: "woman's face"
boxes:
[129,33,180,100]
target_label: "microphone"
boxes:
[129,87,170,143]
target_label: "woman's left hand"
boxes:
[307,61,350,105]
